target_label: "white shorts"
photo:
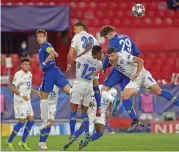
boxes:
[88,111,106,126]
[70,83,93,107]
[125,69,157,93]
[14,100,34,119]
[139,113,153,120]
[48,102,57,120]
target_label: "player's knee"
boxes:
[122,92,130,100]
[153,88,162,96]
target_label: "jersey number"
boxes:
[81,36,94,49]
[81,64,96,80]
[119,38,132,53]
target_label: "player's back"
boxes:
[71,31,98,56]
[12,70,32,101]
[109,34,140,56]
[75,55,102,86]
[38,42,56,72]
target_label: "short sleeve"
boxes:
[122,51,135,63]
[97,61,103,70]
[75,55,85,64]
[71,35,78,48]
[12,72,21,87]
[45,43,53,53]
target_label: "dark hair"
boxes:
[92,45,102,56]
[100,25,115,37]
[36,29,47,37]
[74,21,86,31]
[107,47,117,54]
[21,58,30,64]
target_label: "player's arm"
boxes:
[133,56,144,77]
[31,88,40,96]
[67,47,75,67]
[11,85,29,101]
[44,48,58,64]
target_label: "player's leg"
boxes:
[39,72,54,129]
[18,114,34,151]
[93,79,101,114]
[55,67,71,95]
[7,103,26,151]
[122,86,139,132]
[150,84,179,107]
[146,114,152,132]
[105,122,115,134]
[138,113,146,133]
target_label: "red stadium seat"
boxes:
[165,10,175,18]
[145,10,155,18]
[143,17,152,27]
[176,10,179,17]
[116,11,124,18]
[155,10,165,17]
[108,2,117,10]
[147,2,157,10]
[118,2,128,10]
[106,11,115,18]
[173,18,179,26]
[153,18,163,26]
[113,19,121,27]
[98,2,108,10]
[157,1,167,10]
[163,18,173,27]
[96,11,104,19]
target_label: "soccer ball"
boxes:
[132,4,145,17]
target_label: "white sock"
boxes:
[101,91,115,101]
[40,100,48,123]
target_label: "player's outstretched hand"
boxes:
[96,108,101,117]
[22,95,29,101]
[132,73,139,81]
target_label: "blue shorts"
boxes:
[103,68,130,91]
[40,67,69,93]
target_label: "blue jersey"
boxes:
[103,34,140,70]
[39,42,56,72]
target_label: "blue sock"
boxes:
[93,86,101,108]
[74,125,85,138]
[146,123,151,132]
[40,128,46,142]
[138,123,145,133]
[69,112,76,135]
[90,132,103,141]
[8,122,24,142]
[22,121,34,143]
[123,99,138,120]
[161,90,179,107]
[105,122,114,132]
[43,126,51,142]
[81,113,89,133]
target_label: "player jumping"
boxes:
[36,29,71,130]
[7,59,36,151]
[62,45,103,151]
[100,25,140,132]
[64,85,117,151]
[66,22,102,129]
[107,48,179,120]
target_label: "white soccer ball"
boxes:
[132,3,145,17]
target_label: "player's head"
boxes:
[74,21,86,35]
[107,47,118,64]
[36,29,47,44]
[92,45,103,60]
[21,58,30,73]
[100,25,115,40]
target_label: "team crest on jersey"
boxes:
[120,59,124,64]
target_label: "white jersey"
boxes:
[88,85,117,115]
[71,31,99,56]
[12,70,32,102]
[74,55,102,86]
[114,51,146,79]
[48,85,59,104]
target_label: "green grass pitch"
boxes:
[1,133,179,151]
